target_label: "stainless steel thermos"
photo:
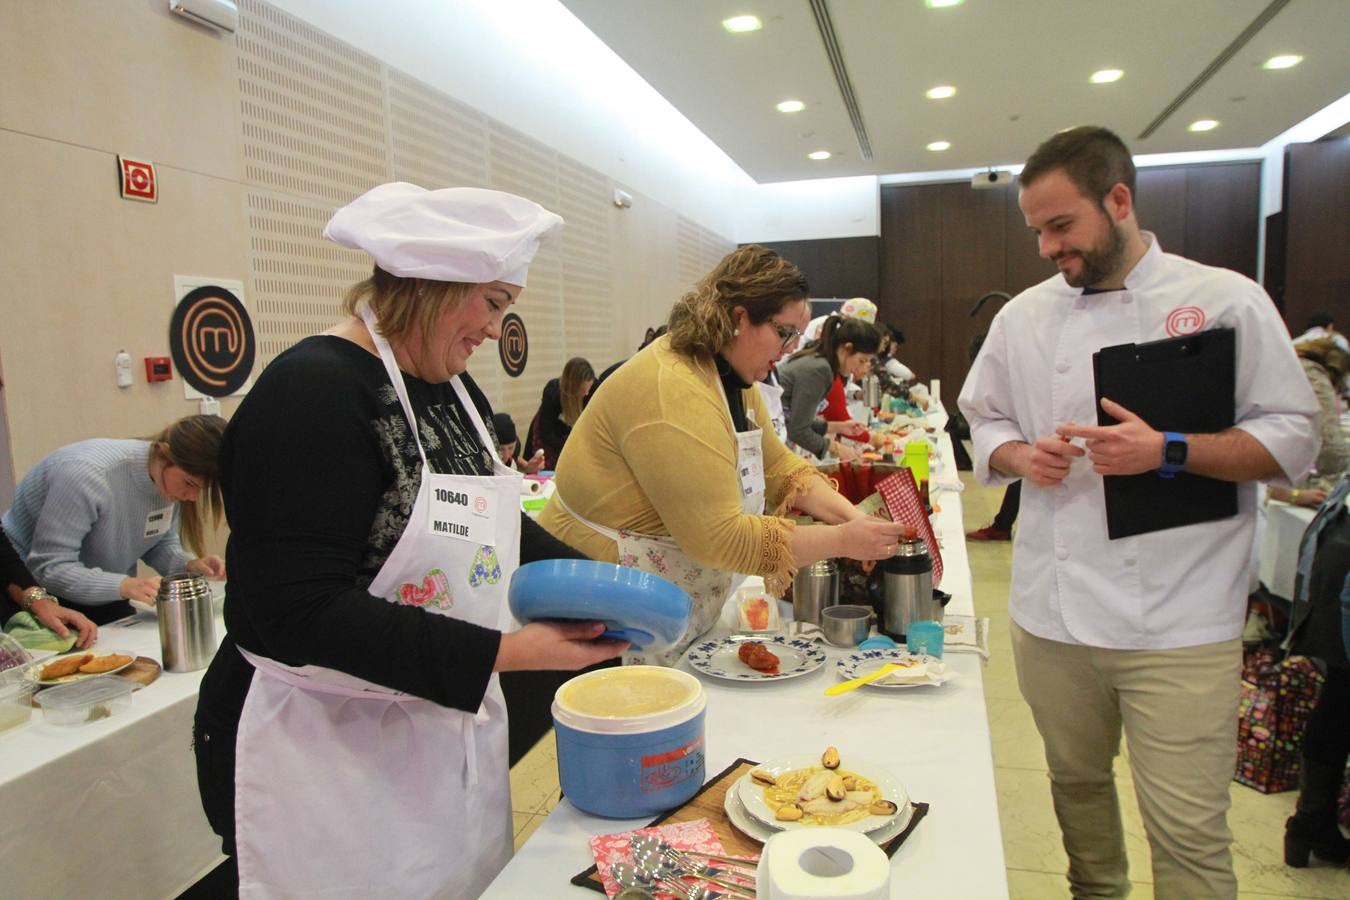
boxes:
[157,573,216,672]
[876,537,940,639]
[792,560,839,625]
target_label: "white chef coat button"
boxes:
[1056,362,1070,374]
[1121,295,1133,304]
[1056,548,1069,561]
[1125,558,1137,567]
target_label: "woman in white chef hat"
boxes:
[193,183,626,899]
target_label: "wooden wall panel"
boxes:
[755,236,880,302]
[1183,163,1260,281]
[939,183,1007,399]
[874,160,1264,406]
[879,185,943,389]
[1283,138,1350,336]
[1134,168,1188,256]
[1003,188,1056,300]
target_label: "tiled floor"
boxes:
[506,472,1349,896]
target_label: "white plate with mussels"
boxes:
[735,751,909,835]
[724,772,913,844]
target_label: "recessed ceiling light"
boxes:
[776,99,805,113]
[1090,69,1124,84]
[926,85,957,100]
[721,15,761,33]
[1263,54,1303,70]
[808,150,832,161]
[927,140,951,152]
[1188,119,1219,132]
[925,0,964,8]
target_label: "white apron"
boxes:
[233,308,522,900]
[558,376,766,666]
[757,375,787,444]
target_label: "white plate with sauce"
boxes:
[724,777,913,844]
[734,754,908,835]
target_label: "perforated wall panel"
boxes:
[236,0,731,413]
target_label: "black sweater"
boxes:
[197,336,585,731]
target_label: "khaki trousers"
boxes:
[1010,621,1242,899]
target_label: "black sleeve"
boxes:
[1,525,37,620]
[536,379,569,453]
[221,341,499,713]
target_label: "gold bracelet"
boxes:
[1291,489,1301,503]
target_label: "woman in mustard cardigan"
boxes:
[539,245,907,663]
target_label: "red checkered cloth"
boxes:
[875,469,943,587]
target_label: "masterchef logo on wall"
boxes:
[498,313,528,377]
[170,282,256,397]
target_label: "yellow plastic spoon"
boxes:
[825,663,906,696]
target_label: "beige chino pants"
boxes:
[1011,621,1242,899]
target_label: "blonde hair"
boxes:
[559,357,595,426]
[666,245,810,360]
[343,267,475,354]
[146,415,226,557]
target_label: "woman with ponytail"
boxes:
[777,314,883,461]
[2,414,226,623]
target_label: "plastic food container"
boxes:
[552,666,706,818]
[0,632,32,676]
[0,679,34,735]
[38,675,135,726]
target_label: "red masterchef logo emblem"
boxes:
[169,286,256,396]
[1165,306,1206,336]
[498,313,528,377]
[118,155,157,203]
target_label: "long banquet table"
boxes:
[484,415,1010,897]
[0,612,226,898]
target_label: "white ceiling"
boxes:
[559,0,1350,183]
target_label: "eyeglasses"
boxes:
[769,320,804,350]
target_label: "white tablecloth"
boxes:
[1260,501,1315,600]
[0,613,225,898]
[483,414,1009,898]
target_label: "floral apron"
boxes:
[558,378,765,666]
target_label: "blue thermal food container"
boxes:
[552,666,707,819]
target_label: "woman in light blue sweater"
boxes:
[2,415,225,624]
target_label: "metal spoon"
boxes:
[632,849,756,900]
[629,834,759,874]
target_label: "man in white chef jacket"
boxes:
[959,126,1319,899]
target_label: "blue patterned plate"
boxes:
[835,649,953,689]
[684,635,827,682]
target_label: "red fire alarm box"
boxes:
[145,357,173,382]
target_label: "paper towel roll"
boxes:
[756,828,890,900]
[520,479,542,497]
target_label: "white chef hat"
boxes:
[323,183,564,287]
[839,297,877,323]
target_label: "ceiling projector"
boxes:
[972,170,1014,189]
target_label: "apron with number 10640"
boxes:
[232,306,522,900]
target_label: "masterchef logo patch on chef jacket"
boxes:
[1165,305,1206,337]
[144,504,174,538]
[428,478,499,545]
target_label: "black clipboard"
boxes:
[1091,327,1237,539]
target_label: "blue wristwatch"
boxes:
[1158,431,1187,478]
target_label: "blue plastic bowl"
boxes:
[508,559,691,653]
